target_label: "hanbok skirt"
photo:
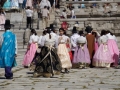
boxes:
[57,44,72,69]
[22,43,38,66]
[26,0,33,8]
[0,15,6,30]
[66,44,73,61]
[93,44,113,67]
[34,46,62,76]
[73,44,91,65]
[3,0,11,10]
[94,42,99,52]
[107,39,119,66]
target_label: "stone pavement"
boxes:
[0,63,120,90]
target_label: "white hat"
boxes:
[77,36,86,43]
[74,24,79,27]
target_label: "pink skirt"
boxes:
[94,42,99,52]
[0,15,6,30]
[73,44,91,64]
[93,44,113,67]
[22,43,37,66]
[107,39,119,66]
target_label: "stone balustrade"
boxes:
[54,0,120,36]
[58,0,120,18]
[54,17,120,35]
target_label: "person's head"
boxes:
[46,27,51,39]
[101,30,106,36]
[79,30,84,36]
[59,28,65,35]
[43,30,47,35]
[63,9,66,12]
[51,28,57,33]
[72,26,77,34]
[85,26,93,33]
[44,6,47,9]
[27,6,30,9]
[31,29,37,35]
[106,30,113,36]
[92,31,97,37]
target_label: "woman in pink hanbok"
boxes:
[93,30,113,68]
[73,31,91,69]
[22,29,39,67]
[106,30,119,66]
[0,9,6,30]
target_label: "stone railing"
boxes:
[54,17,120,35]
[53,0,120,35]
[57,1,120,18]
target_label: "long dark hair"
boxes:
[106,30,113,36]
[43,30,47,35]
[31,29,37,35]
[59,28,66,35]
[101,30,106,36]
[47,28,51,39]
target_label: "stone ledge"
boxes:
[65,1,120,4]
[60,17,120,21]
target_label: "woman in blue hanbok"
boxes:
[11,0,19,9]
[3,0,11,10]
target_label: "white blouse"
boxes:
[71,33,80,51]
[41,33,58,48]
[29,34,39,44]
[106,33,117,42]
[38,35,43,45]
[58,35,69,44]
[98,35,108,45]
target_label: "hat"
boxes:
[50,24,54,30]
[74,24,79,27]
[4,19,12,29]
[77,36,86,44]
[85,26,93,33]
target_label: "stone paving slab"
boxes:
[0,67,120,90]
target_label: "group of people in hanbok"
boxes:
[22,25,119,78]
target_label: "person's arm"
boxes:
[48,10,50,19]
[3,11,6,16]
[15,35,18,55]
[55,37,58,48]
[41,36,45,46]
[70,37,76,47]
[29,35,32,44]
[0,35,3,47]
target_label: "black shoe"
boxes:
[6,77,13,79]
[65,68,69,74]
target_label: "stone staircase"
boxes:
[54,0,120,48]
[4,10,55,55]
